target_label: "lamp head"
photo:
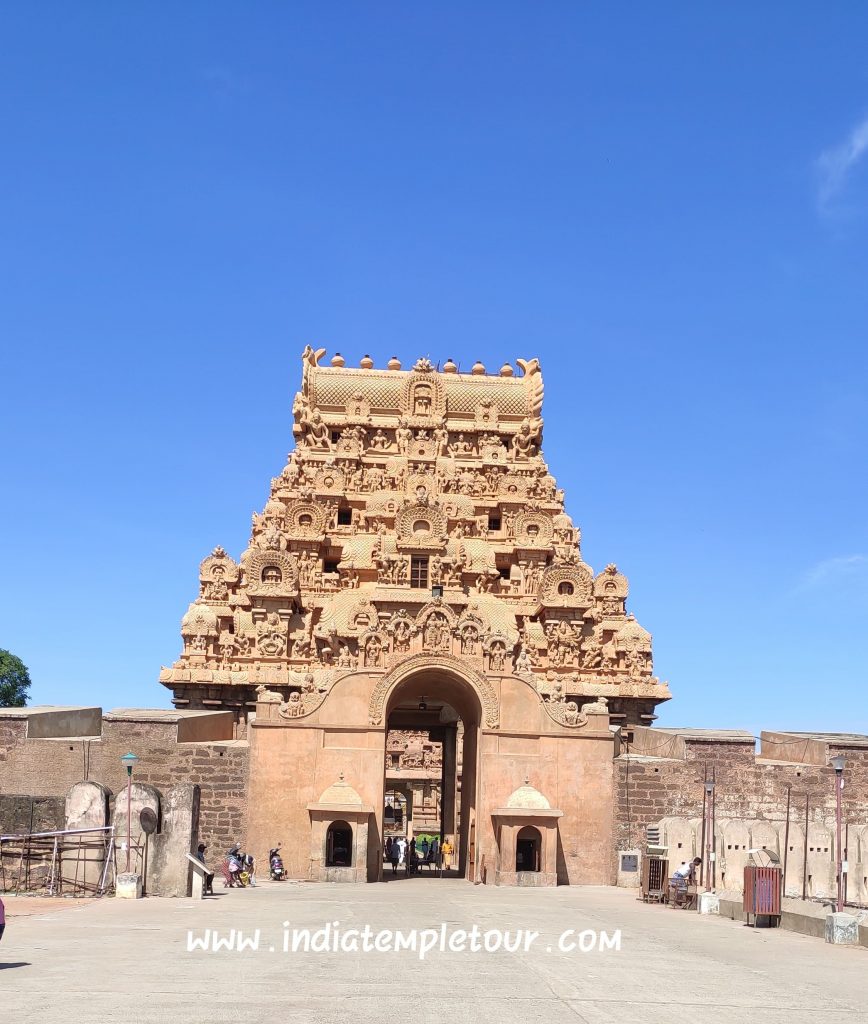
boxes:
[121,751,139,775]
[830,754,845,774]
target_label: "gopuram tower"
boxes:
[161,348,671,884]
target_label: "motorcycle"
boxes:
[269,846,285,881]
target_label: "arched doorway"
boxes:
[380,663,483,881]
[516,826,542,873]
[326,821,353,867]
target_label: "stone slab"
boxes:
[115,872,141,899]
[825,912,858,945]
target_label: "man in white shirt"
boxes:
[674,857,701,882]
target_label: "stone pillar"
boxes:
[64,781,111,893]
[441,726,458,846]
[149,784,201,897]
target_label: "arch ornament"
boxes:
[368,652,500,730]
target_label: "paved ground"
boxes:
[2,880,865,1023]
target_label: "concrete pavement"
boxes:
[2,879,865,1023]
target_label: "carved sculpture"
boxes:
[163,349,669,727]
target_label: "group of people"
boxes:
[194,842,256,890]
[385,836,454,875]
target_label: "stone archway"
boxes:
[378,658,487,881]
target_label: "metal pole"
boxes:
[782,784,791,903]
[844,823,849,908]
[711,766,717,890]
[699,779,708,890]
[836,770,843,913]
[126,767,132,873]
[801,793,809,901]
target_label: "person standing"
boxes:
[408,837,417,876]
[195,843,214,895]
[390,839,400,875]
[396,836,406,866]
[441,837,454,872]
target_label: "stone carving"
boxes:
[256,612,286,657]
[542,696,588,729]
[256,684,283,703]
[369,653,500,729]
[278,692,306,718]
[514,645,533,676]
[301,406,331,449]
[580,696,609,716]
[164,349,668,722]
[510,419,540,460]
[199,546,240,586]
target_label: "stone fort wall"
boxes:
[615,727,868,901]
[0,708,249,857]
[4,707,868,896]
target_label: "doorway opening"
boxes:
[381,668,481,881]
[516,826,542,873]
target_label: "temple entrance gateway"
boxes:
[382,666,481,880]
[181,349,669,884]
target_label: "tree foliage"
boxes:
[0,649,31,707]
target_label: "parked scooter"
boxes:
[269,846,285,881]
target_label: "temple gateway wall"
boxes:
[3,352,866,891]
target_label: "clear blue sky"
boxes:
[2,4,867,734]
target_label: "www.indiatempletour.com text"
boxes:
[186,922,623,960]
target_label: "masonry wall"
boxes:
[614,735,868,896]
[0,717,249,856]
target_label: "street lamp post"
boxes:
[831,754,845,913]
[120,752,139,873]
[704,780,715,891]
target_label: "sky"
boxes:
[1,3,867,736]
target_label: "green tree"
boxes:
[0,649,31,707]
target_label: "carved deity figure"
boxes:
[364,635,383,668]
[510,419,538,460]
[413,384,433,416]
[433,418,449,457]
[278,692,305,718]
[303,408,331,449]
[392,619,412,652]
[601,636,619,669]
[580,631,602,669]
[460,625,480,656]
[424,614,450,652]
[449,433,474,457]
[581,696,609,716]
[371,429,390,450]
[488,641,507,672]
[256,612,286,657]
[396,418,413,455]
[514,645,533,675]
